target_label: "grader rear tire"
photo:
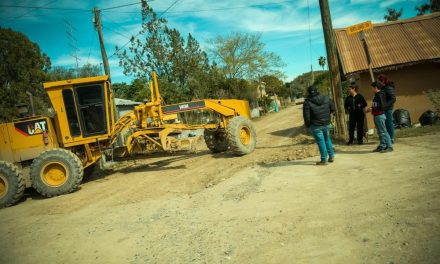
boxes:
[204,129,229,153]
[30,149,84,198]
[226,116,257,155]
[0,161,25,208]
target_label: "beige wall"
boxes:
[355,62,440,129]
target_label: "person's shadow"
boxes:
[258,160,317,168]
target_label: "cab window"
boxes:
[75,84,107,136]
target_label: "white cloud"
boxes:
[52,55,102,67]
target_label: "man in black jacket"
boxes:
[367,82,393,152]
[303,86,336,165]
[344,82,367,145]
[378,75,396,143]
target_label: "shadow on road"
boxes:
[258,160,317,168]
[269,125,306,138]
[336,150,375,154]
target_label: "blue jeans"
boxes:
[374,114,392,149]
[310,124,335,161]
[385,109,394,142]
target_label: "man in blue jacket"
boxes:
[303,86,336,165]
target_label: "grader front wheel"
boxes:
[0,161,25,208]
[226,116,257,155]
[30,149,84,198]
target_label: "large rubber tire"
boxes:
[30,149,84,198]
[204,129,229,153]
[226,116,257,155]
[0,161,25,208]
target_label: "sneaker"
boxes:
[328,157,334,163]
[373,147,383,152]
[316,161,328,165]
[380,147,393,153]
[357,142,363,145]
[346,141,353,145]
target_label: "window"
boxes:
[62,89,81,137]
[75,84,107,136]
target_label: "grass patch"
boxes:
[395,124,440,138]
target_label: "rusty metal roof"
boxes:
[335,13,440,75]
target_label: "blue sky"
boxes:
[0,0,425,83]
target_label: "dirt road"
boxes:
[1,105,439,264]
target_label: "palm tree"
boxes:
[318,56,326,71]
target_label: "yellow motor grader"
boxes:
[0,72,256,208]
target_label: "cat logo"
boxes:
[179,104,189,110]
[14,119,48,137]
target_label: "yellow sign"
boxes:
[347,21,373,35]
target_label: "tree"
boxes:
[209,32,285,80]
[432,0,440,12]
[117,0,211,103]
[0,27,51,122]
[78,64,102,78]
[384,8,403,21]
[260,75,284,95]
[47,64,102,81]
[416,4,431,15]
[318,56,326,71]
[113,78,148,102]
[289,70,334,98]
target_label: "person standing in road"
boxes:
[344,82,367,145]
[367,82,393,153]
[378,74,396,143]
[303,86,336,165]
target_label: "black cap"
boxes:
[307,85,319,96]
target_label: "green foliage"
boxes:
[117,1,211,102]
[289,71,333,98]
[384,8,403,21]
[432,0,440,12]
[426,89,440,113]
[318,56,326,70]
[209,32,285,80]
[0,27,51,122]
[47,64,102,81]
[415,3,431,15]
[260,75,284,95]
[113,78,148,103]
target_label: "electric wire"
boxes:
[1,0,58,22]
[104,0,294,14]
[107,0,182,59]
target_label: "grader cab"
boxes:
[0,72,256,208]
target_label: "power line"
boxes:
[101,12,136,37]
[0,4,89,11]
[101,1,143,11]
[104,0,294,14]
[103,25,132,40]
[1,0,58,22]
[0,1,150,12]
[108,0,182,59]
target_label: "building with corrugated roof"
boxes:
[335,12,440,128]
[114,98,141,119]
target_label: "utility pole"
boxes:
[93,8,111,77]
[319,0,347,138]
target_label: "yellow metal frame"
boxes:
[1,71,253,169]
